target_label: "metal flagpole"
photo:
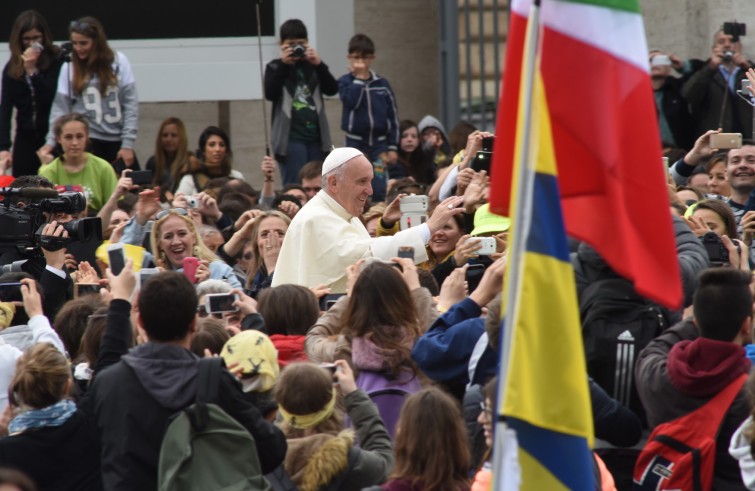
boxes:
[255,0,271,156]
[491,0,542,488]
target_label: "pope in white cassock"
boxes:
[272,147,465,293]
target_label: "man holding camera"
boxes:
[272,147,465,293]
[683,25,753,137]
[264,19,338,186]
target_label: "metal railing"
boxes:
[439,0,508,132]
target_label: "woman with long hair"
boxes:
[149,208,242,288]
[37,113,118,214]
[307,259,431,437]
[0,344,101,491]
[379,387,471,491]
[0,10,62,177]
[175,126,244,196]
[388,120,435,185]
[246,211,290,298]
[145,117,191,198]
[38,16,138,172]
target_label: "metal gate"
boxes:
[439,0,508,132]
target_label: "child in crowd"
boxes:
[338,34,399,203]
[264,19,338,186]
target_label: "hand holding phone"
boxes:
[183,257,199,284]
[0,283,23,303]
[205,293,240,314]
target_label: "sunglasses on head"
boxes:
[69,20,92,32]
[155,208,188,221]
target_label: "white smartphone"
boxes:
[205,293,239,314]
[467,236,497,255]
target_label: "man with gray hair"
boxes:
[272,147,464,292]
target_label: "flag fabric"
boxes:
[489,0,682,309]
[497,22,595,491]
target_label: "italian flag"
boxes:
[490,0,682,308]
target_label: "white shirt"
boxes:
[272,190,430,293]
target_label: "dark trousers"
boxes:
[11,130,44,177]
[276,140,322,186]
[89,138,140,175]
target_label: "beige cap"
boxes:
[322,147,364,175]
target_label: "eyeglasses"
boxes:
[69,21,92,32]
[155,208,188,221]
[302,186,321,193]
[196,306,223,319]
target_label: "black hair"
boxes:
[282,183,306,195]
[137,272,197,342]
[197,126,232,160]
[693,269,752,341]
[271,193,303,210]
[8,175,54,207]
[280,19,307,42]
[348,33,375,55]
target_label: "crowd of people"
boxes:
[2,7,755,491]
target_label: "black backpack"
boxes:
[579,276,667,420]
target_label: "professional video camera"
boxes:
[0,187,101,258]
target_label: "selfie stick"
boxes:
[255,0,271,156]
[736,79,755,140]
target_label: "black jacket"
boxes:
[0,58,62,150]
[0,410,102,491]
[89,341,287,490]
[655,76,695,150]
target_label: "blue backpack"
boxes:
[355,369,422,439]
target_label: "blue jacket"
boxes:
[411,298,497,386]
[338,71,399,151]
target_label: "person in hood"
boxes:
[636,268,753,489]
[88,270,286,490]
[418,115,451,168]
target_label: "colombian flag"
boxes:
[495,1,594,489]
[490,0,682,309]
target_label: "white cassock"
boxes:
[272,190,429,293]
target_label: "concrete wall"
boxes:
[131,0,440,191]
[642,0,755,60]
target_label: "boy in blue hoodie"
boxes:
[338,34,399,203]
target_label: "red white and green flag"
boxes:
[490,0,682,309]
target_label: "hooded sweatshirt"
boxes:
[90,342,286,490]
[729,416,755,490]
[635,321,751,490]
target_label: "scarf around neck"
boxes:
[9,399,77,435]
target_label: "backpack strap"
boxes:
[692,373,748,437]
[186,357,223,431]
[196,357,222,404]
[321,446,359,491]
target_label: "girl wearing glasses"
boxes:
[38,16,139,174]
[150,208,242,288]
[0,10,62,177]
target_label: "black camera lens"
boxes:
[62,217,102,242]
[292,45,306,58]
